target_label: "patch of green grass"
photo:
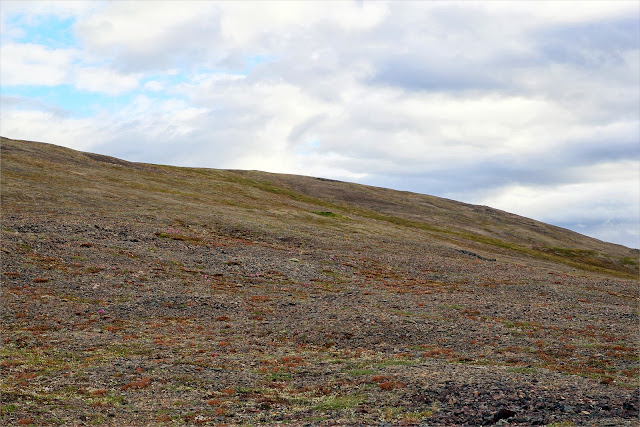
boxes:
[382,406,404,420]
[440,304,465,310]
[402,407,439,421]
[17,243,33,251]
[0,347,83,376]
[321,270,346,280]
[346,368,377,376]
[221,174,336,209]
[311,211,347,219]
[537,246,639,278]
[351,209,638,278]
[102,392,127,405]
[0,403,18,415]
[265,372,292,381]
[312,211,339,217]
[88,415,108,425]
[312,394,364,410]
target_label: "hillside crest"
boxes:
[2,136,636,278]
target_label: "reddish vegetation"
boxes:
[121,377,153,390]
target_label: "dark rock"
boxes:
[492,408,517,422]
[455,249,497,261]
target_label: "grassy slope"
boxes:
[1,137,637,279]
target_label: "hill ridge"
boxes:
[2,136,636,278]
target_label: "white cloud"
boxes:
[75,2,222,71]
[67,1,389,74]
[484,0,639,26]
[218,1,387,45]
[173,77,339,171]
[0,109,108,151]
[73,67,140,95]
[143,80,163,92]
[286,89,588,171]
[0,43,75,86]
[76,2,215,51]
[0,0,95,18]
[475,163,640,248]
[0,42,142,94]
[479,165,639,222]
[0,43,142,95]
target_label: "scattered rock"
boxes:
[455,249,497,262]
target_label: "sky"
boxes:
[1,1,639,248]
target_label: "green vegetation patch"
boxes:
[313,394,365,410]
[539,246,639,277]
[375,359,417,367]
[346,368,377,377]
[312,211,338,217]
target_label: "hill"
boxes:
[1,136,638,426]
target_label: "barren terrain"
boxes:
[1,137,638,426]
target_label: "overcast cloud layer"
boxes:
[1,1,639,248]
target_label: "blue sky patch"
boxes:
[9,14,77,48]
[244,54,275,73]
[1,85,133,117]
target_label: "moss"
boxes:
[312,211,339,217]
[312,394,364,410]
[440,304,465,310]
[265,372,292,381]
[0,403,18,415]
[346,368,377,377]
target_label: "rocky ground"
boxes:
[1,137,638,426]
[2,210,638,426]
